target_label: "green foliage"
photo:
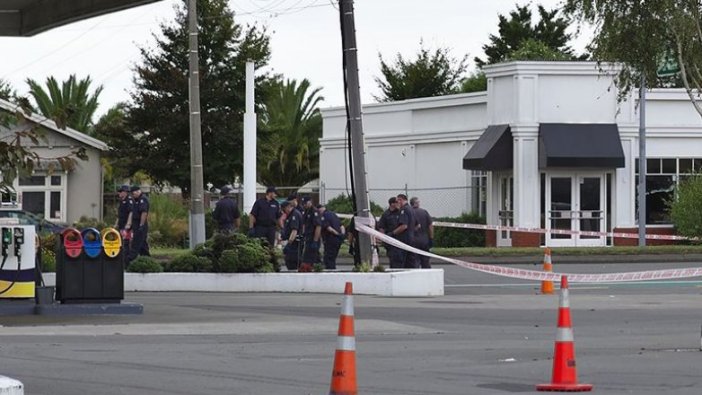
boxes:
[312,263,324,272]
[325,193,384,217]
[167,252,213,272]
[373,264,386,272]
[259,78,323,186]
[72,216,108,231]
[93,103,133,185]
[507,38,572,61]
[475,4,581,68]
[669,174,702,241]
[148,193,188,247]
[25,74,103,133]
[564,0,695,101]
[374,40,469,101]
[127,256,164,273]
[40,249,56,273]
[124,0,272,194]
[459,71,487,93]
[193,232,277,272]
[0,79,16,100]
[353,262,372,272]
[433,213,486,248]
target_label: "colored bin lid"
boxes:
[101,228,122,258]
[81,228,102,258]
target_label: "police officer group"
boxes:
[115,184,150,264]
[376,194,434,269]
[212,185,434,270]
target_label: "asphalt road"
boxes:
[1,261,702,394]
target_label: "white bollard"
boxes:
[0,376,23,395]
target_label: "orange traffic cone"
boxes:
[537,276,593,392]
[329,282,358,395]
[541,248,554,294]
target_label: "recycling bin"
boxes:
[55,227,125,304]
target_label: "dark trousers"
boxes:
[128,224,150,262]
[284,241,302,270]
[254,225,276,248]
[413,235,431,269]
[323,236,342,269]
[386,245,404,268]
[302,238,320,264]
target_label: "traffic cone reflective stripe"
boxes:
[329,282,358,395]
[541,248,554,294]
[537,276,593,392]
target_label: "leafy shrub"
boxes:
[313,263,324,272]
[73,216,108,231]
[40,249,56,272]
[167,253,213,272]
[197,232,274,273]
[433,212,486,248]
[127,256,164,273]
[149,193,188,247]
[670,174,702,241]
[373,264,386,272]
[325,193,384,217]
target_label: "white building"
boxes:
[320,61,702,247]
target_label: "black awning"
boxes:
[539,123,625,168]
[462,124,512,171]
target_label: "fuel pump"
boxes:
[0,225,36,298]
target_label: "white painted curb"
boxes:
[0,376,23,395]
[43,269,444,297]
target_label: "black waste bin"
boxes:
[55,227,125,304]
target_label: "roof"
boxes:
[462,124,513,171]
[0,99,109,151]
[0,0,162,36]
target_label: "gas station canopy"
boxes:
[0,0,162,36]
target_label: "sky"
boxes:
[0,0,590,118]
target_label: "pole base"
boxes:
[537,383,593,392]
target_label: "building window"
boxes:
[471,171,487,217]
[635,157,702,225]
[16,173,67,222]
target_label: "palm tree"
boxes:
[25,75,103,133]
[259,78,323,186]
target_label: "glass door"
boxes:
[546,173,605,247]
[497,175,513,247]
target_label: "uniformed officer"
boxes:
[249,186,281,248]
[280,201,303,270]
[128,185,150,262]
[300,197,321,269]
[115,184,133,232]
[410,196,434,269]
[318,204,344,270]
[392,193,417,268]
[212,186,241,234]
[377,196,402,268]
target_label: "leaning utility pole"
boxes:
[339,0,372,264]
[188,0,206,248]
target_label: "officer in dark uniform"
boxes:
[249,186,280,248]
[115,184,133,253]
[392,193,417,268]
[128,185,150,262]
[318,204,344,270]
[301,198,321,269]
[280,201,303,270]
[410,197,434,269]
[377,197,402,268]
[212,186,241,234]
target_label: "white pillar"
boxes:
[0,376,24,394]
[512,127,540,228]
[243,61,257,213]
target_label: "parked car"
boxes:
[0,210,66,234]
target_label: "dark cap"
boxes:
[221,186,232,195]
[388,197,397,205]
[397,193,408,200]
[117,184,130,192]
[287,192,298,201]
[316,203,325,209]
[281,201,291,209]
[266,186,277,194]
[130,185,141,192]
[301,196,311,204]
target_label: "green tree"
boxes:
[92,103,134,188]
[126,0,271,195]
[459,71,487,93]
[669,174,702,240]
[374,41,469,101]
[564,0,700,115]
[258,78,323,186]
[0,79,16,101]
[475,4,579,67]
[25,74,103,132]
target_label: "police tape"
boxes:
[351,216,702,283]
[432,221,694,241]
[336,212,692,241]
